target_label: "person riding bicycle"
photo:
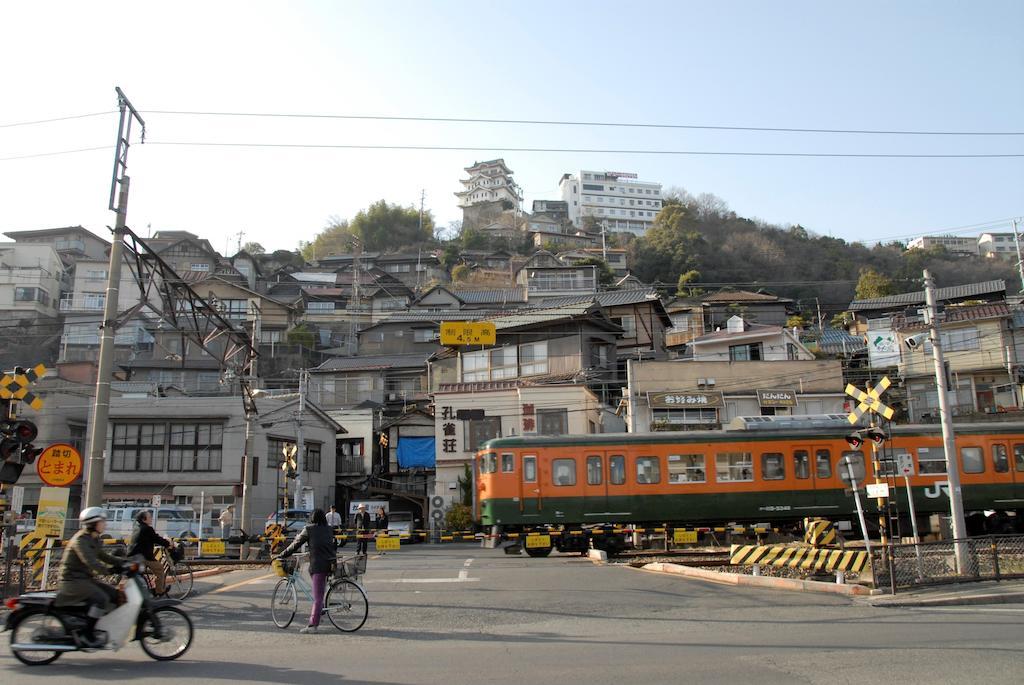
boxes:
[128,510,173,596]
[54,507,124,648]
[275,508,338,634]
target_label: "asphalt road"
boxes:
[1,544,1022,684]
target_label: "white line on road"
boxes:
[365,577,480,584]
[459,558,474,580]
[909,606,1024,613]
[211,573,275,594]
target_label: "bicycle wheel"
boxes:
[271,578,298,629]
[138,606,193,661]
[166,562,194,600]
[324,579,368,632]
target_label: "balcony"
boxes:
[60,294,105,312]
[336,455,365,475]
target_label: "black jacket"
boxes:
[354,511,371,530]
[129,522,171,562]
[376,513,389,530]
[281,523,338,575]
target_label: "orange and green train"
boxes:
[474,419,1024,556]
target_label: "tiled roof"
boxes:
[450,288,526,304]
[898,303,1011,331]
[489,303,603,331]
[702,290,790,303]
[529,288,660,309]
[313,353,430,373]
[849,279,1006,312]
[291,272,339,283]
[437,370,591,393]
[817,328,868,354]
[691,323,781,343]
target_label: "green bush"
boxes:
[444,503,473,531]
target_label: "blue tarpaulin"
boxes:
[397,437,436,468]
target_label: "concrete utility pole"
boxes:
[239,303,261,558]
[293,368,306,509]
[923,269,970,572]
[1012,219,1024,293]
[84,88,145,509]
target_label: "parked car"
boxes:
[103,505,212,540]
[388,511,418,542]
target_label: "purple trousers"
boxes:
[309,572,328,627]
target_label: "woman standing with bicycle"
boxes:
[276,508,337,634]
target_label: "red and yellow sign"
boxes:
[36,444,83,487]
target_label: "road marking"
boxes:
[366,577,480,584]
[909,606,1024,613]
[211,573,275,594]
[459,558,474,580]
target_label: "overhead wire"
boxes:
[0,111,113,129]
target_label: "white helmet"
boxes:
[79,507,107,526]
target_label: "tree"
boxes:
[451,264,472,283]
[855,268,896,300]
[570,257,615,287]
[241,242,265,255]
[301,217,354,261]
[676,269,701,297]
[349,200,434,252]
[287,324,316,349]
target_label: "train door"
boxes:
[803,444,839,513]
[988,440,1022,509]
[583,453,609,517]
[521,454,541,518]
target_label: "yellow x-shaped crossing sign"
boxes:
[0,363,46,410]
[845,375,894,424]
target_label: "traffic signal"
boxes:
[845,427,887,450]
[0,418,41,485]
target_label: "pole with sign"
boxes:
[841,456,871,555]
[35,487,70,538]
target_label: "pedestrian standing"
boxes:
[218,505,234,539]
[277,508,337,634]
[325,505,343,531]
[354,504,371,555]
[375,506,390,555]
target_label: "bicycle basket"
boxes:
[335,554,367,579]
[272,558,296,577]
[169,545,185,563]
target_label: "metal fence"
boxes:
[872,535,1024,592]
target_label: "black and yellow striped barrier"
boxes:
[18,531,49,589]
[803,518,837,547]
[729,544,870,573]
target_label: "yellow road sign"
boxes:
[440,321,496,346]
[202,539,226,556]
[845,376,894,423]
[673,530,698,544]
[525,534,551,549]
[375,535,401,552]
[0,363,46,410]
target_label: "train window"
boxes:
[761,453,785,480]
[917,447,946,475]
[716,453,753,483]
[636,457,661,484]
[609,455,626,485]
[480,453,497,474]
[1014,445,1024,473]
[523,456,537,482]
[961,447,984,473]
[815,450,832,479]
[837,451,866,483]
[793,451,810,479]
[552,458,576,486]
[992,445,1009,473]
[586,456,603,485]
[668,454,705,483]
[501,453,515,473]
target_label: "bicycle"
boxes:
[270,553,368,632]
[103,545,194,600]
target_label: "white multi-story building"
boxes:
[454,159,522,208]
[0,242,65,323]
[977,232,1020,260]
[559,170,662,236]
[906,235,978,255]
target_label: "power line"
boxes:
[0,145,109,162]
[145,109,1024,137]
[0,111,112,129]
[146,140,1024,160]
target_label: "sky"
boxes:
[1,1,1021,255]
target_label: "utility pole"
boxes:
[293,368,306,509]
[923,269,970,572]
[815,298,825,331]
[84,87,145,509]
[239,303,260,558]
[1012,219,1024,294]
[349,238,362,355]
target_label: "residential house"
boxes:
[700,289,795,330]
[977,233,1019,260]
[847,279,1007,321]
[689,316,814,362]
[375,252,447,290]
[531,200,570,223]
[897,303,1022,421]
[663,297,705,354]
[308,353,432,409]
[515,251,597,302]
[3,226,111,262]
[0,242,65,324]
[907,235,979,255]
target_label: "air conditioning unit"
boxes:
[387,393,398,401]
[706,378,716,387]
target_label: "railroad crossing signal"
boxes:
[845,376,894,424]
[281,443,297,479]
[0,364,46,411]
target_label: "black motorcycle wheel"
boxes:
[138,607,193,661]
[9,610,65,666]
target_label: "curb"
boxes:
[861,591,1024,608]
[641,562,871,597]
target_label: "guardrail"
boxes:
[871,535,1024,592]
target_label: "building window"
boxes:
[190,263,210,272]
[14,287,47,304]
[916,447,946,475]
[715,452,753,482]
[466,417,501,451]
[86,269,107,280]
[111,423,166,471]
[169,423,223,472]
[463,346,517,382]
[251,457,259,485]
[260,330,283,343]
[552,458,576,486]
[220,299,247,319]
[761,453,785,480]
[729,343,763,361]
[304,443,321,473]
[787,343,799,360]
[838,452,866,483]
[519,341,548,376]
[307,301,335,312]
[614,315,636,338]
[636,456,661,484]
[667,454,705,483]
[267,437,293,468]
[653,408,719,426]
[414,328,438,343]
[537,408,567,435]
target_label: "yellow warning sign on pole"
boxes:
[440,322,496,346]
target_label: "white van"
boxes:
[103,505,212,541]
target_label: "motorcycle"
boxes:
[4,560,194,665]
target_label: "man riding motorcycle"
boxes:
[54,507,123,647]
